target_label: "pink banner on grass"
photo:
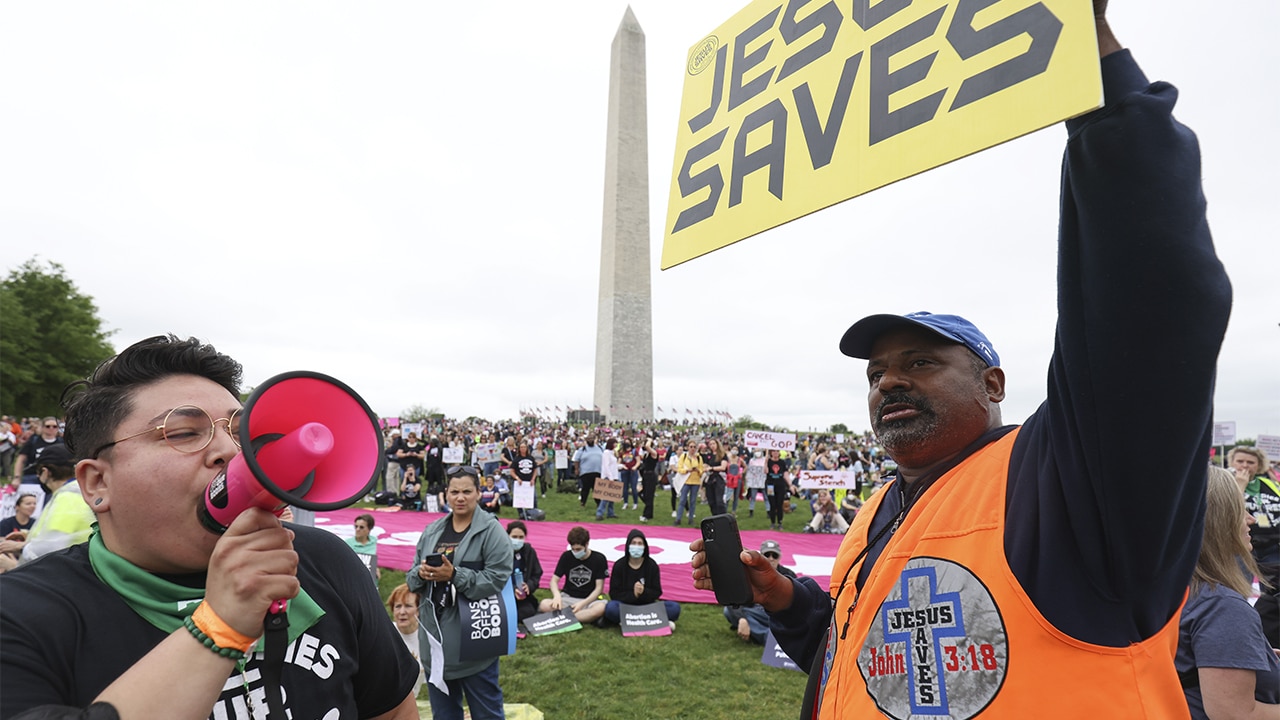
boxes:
[314,508,846,604]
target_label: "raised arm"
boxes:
[1006,8,1232,643]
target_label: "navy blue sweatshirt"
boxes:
[772,49,1233,669]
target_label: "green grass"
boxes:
[378,568,807,720]
[370,481,812,719]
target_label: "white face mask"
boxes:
[628,545,645,559]
[510,538,525,551]
[572,549,588,560]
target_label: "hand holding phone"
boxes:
[418,552,446,582]
[700,514,753,606]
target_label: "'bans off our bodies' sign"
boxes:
[661,0,1102,269]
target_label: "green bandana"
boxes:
[1245,476,1261,497]
[87,526,324,644]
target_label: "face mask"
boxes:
[572,549,588,560]
[510,538,525,551]
[628,545,645,559]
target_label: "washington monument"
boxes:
[593,7,653,423]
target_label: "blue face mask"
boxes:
[628,545,645,559]
[572,549,588,560]
[510,538,525,551]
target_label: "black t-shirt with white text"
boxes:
[18,437,64,479]
[553,550,608,600]
[513,454,537,484]
[0,526,418,719]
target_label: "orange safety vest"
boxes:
[816,429,1188,719]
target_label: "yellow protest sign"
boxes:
[661,0,1102,269]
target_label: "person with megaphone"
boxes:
[0,334,420,720]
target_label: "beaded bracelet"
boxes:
[184,615,247,660]
[185,602,258,659]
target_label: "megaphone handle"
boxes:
[262,606,290,719]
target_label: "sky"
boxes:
[2,2,1276,438]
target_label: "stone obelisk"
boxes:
[593,7,653,423]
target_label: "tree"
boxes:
[732,414,771,431]
[829,423,849,434]
[399,404,440,423]
[1,258,115,416]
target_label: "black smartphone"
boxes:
[700,514,753,606]
[422,553,444,567]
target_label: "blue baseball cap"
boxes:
[839,312,1000,367]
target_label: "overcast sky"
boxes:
[2,2,1276,438]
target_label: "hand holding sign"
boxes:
[662,0,1103,268]
[743,430,796,451]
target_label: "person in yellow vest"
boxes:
[691,4,1233,717]
[18,444,94,564]
[1229,445,1279,646]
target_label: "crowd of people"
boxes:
[371,416,891,535]
[6,387,1275,720]
[399,460,689,719]
[2,8,1278,718]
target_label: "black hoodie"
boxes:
[608,529,663,605]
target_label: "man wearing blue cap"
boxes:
[692,3,1232,717]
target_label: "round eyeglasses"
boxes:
[91,405,241,459]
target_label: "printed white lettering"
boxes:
[294,633,320,670]
[312,642,339,679]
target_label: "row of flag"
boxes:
[518,405,735,418]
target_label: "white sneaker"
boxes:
[672,511,678,518]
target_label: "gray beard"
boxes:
[873,395,939,458]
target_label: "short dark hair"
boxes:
[355,513,375,529]
[507,520,528,536]
[567,526,589,547]
[445,465,481,490]
[42,462,76,482]
[61,335,242,461]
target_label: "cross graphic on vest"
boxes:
[880,566,966,715]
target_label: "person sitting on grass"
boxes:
[724,540,796,644]
[345,513,380,583]
[508,520,543,622]
[398,466,423,511]
[804,489,849,534]
[493,473,511,508]
[479,476,501,514]
[603,529,681,630]
[539,525,607,625]
[839,490,861,525]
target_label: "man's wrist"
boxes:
[1095,17,1121,58]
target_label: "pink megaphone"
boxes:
[198,371,384,534]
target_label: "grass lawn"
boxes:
[370,480,813,719]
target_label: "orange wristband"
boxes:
[192,601,258,653]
